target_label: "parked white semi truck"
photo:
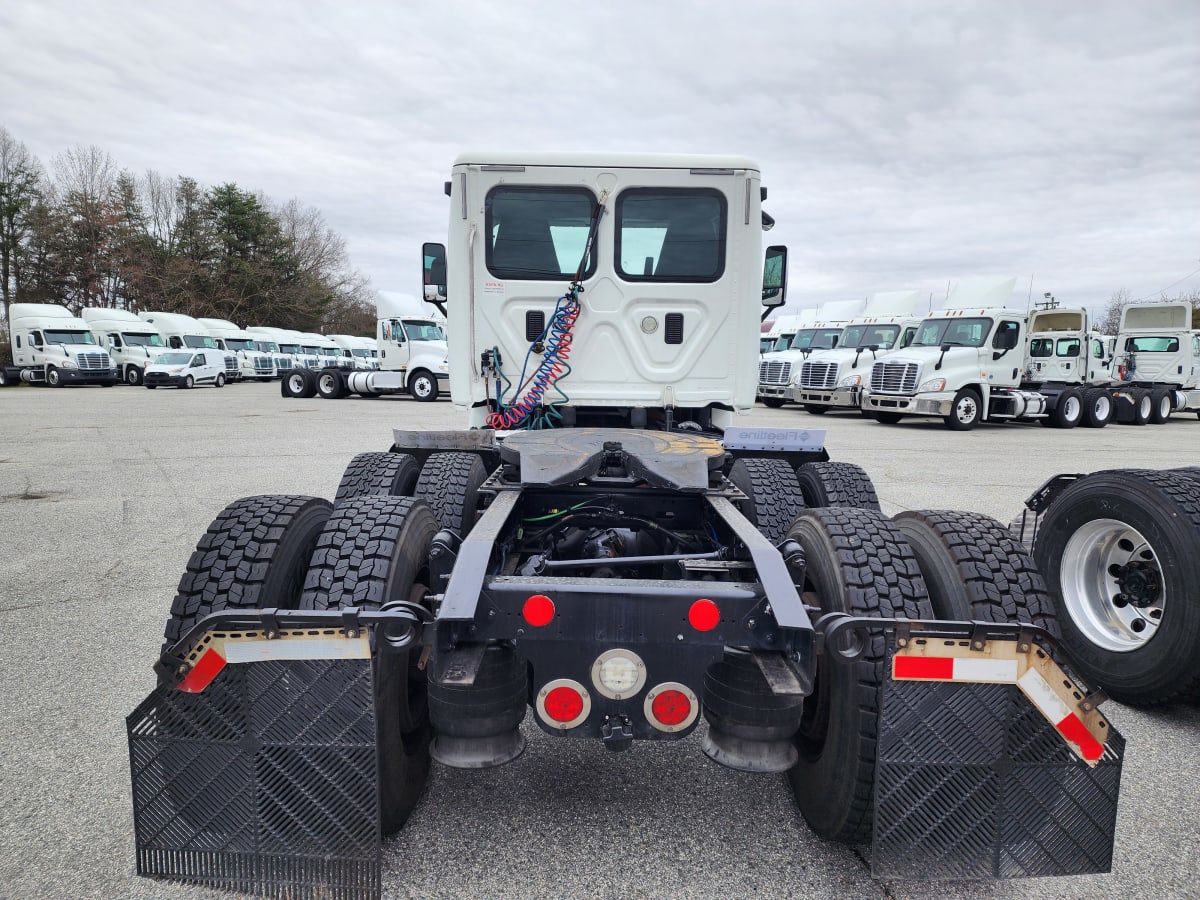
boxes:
[1111,300,1200,421]
[281,308,449,401]
[760,312,814,354]
[81,307,169,386]
[757,299,866,407]
[328,334,380,369]
[197,318,276,382]
[244,326,319,373]
[789,290,923,415]
[138,312,238,384]
[0,303,118,387]
[1021,306,1119,428]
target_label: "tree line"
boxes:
[0,125,377,349]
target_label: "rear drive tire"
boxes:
[414,452,488,535]
[728,457,806,544]
[317,368,349,399]
[1047,389,1082,429]
[1032,469,1200,704]
[300,496,440,833]
[891,510,1060,638]
[336,452,421,503]
[163,495,333,652]
[794,461,880,511]
[1149,389,1172,424]
[1081,389,1112,428]
[1130,390,1151,425]
[784,508,931,843]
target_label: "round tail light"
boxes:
[536,678,591,730]
[644,682,700,732]
[522,594,555,627]
[688,598,720,631]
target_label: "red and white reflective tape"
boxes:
[1017,668,1105,763]
[893,655,1018,683]
[175,632,371,694]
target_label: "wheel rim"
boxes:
[1094,394,1111,419]
[956,394,977,423]
[185,376,193,388]
[1138,395,1152,418]
[1062,395,1080,421]
[287,373,306,393]
[127,368,139,384]
[413,377,432,397]
[319,373,337,393]
[1159,396,1172,418]
[1060,517,1163,651]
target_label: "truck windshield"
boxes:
[302,346,322,355]
[913,317,992,348]
[351,349,372,359]
[124,332,165,348]
[840,324,901,350]
[403,321,446,341]
[257,341,280,352]
[485,186,598,280]
[183,336,217,349]
[223,338,258,351]
[319,348,341,357]
[278,343,300,354]
[44,330,96,345]
[789,328,842,351]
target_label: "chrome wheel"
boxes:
[1060,518,1163,652]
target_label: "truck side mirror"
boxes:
[423,242,447,303]
[761,246,787,313]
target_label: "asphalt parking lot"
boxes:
[0,380,1196,899]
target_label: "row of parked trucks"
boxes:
[0,303,449,395]
[760,278,1200,429]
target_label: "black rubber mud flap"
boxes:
[871,651,1124,880]
[127,657,381,900]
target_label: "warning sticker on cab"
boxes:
[483,280,505,296]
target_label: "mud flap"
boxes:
[127,657,381,899]
[871,662,1124,879]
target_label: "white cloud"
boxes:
[2,0,1196,312]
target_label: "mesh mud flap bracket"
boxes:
[127,654,381,899]
[872,639,1124,879]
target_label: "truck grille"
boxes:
[800,361,839,389]
[224,356,238,374]
[77,352,111,371]
[759,360,792,386]
[870,362,919,395]
[275,356,293,370]
[253,357,273,373]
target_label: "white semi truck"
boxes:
[197,318,277,382]
[328,334,380,369]
[1111,300,1200,421]
[0,303,118,387]
[80,307,169,386]
[1021,306,1119,427]
[760,312,813,354]
[244,326,319,373]
[128,152,1124,897]
[138,312,238,384]
[757,299,866,407]
[282,308,449,401]
[788,290,923,415]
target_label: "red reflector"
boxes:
[1057,712,1105,763]
[543,685,584,723]
[176,647,226,693]
[688,598,720,632]
[893,655,954,680]
[651,689,691,726]
[522,594,555,627]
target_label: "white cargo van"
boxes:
[138,312,238,383]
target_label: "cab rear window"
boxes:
[616,188,726,282]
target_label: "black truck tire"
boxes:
[873,411,903,424]
[125,365,143,386]
[1046,389,1082,429]
[163,495,333,651]
[409,370,438,401]
[944,387,981,430]
[794,461,881,511]
[784,507,932,844]
[300,496,440,833]
[803,404,828,415]
[317,368,349,399]
[761,397,786,408]
[1033,469,1200,705]
[1129,390,1152,425]
[282,368,317,399]
[891,510,1060,638]
[335,451,422,504]
[728,457,806,545]
[46,366,62,387]
[1149,388,1172,424]
[414,452,488,536]
[1081,388,1113,428]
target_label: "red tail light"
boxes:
[535,678,591,730]
[644,682,700,732]
[688,598,720,631]
[522,594,555,627]
[544,686,584,722]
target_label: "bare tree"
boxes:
[51,145,119,311]
[0,126,44,322]
[1098,288,1130,335]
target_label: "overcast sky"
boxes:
[2,1,1197,316]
